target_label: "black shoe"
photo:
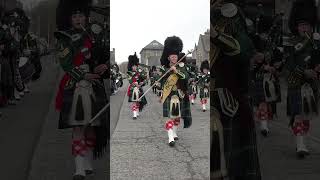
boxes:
[174,137,179,141]
[297,151,306,159]
[73,174,85,180]
[169,141,175,147]
[133,117,137,120]
[203,110,206,112]
[296,147,310,155]
[85,170,94,175]
[260,130,269,137]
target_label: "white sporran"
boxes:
[204,88,209,98]
[263,73,277,102]
[131,86,140,102]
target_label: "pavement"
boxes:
[257,77,320,180]
[110,85,210,180]
[110,81,128,137]
[0,54,59,180]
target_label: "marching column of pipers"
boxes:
[211,1,320,179]
[0,7,43,115]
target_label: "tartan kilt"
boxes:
[252,79,282,108]
[58,83,108,129]
[286,88,302,117]
[188,85,197,97]
[163,92,192,128]
[274,78,282,103]
[58,81,109,159]
[252,79,265,106]
[200,87,209,99]
[211,92,261,180]
[128,87,147,110]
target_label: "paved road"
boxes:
[111,86,210,180]
[110,80,128,137]
[0,55,59,180]
[257,77,320,180]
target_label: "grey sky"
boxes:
[110,0,209,64]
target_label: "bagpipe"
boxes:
[136,50,193,102]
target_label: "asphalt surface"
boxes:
[0,54,59,180]
[257,77,320,180]
[111,86,210,180]
[110,80,128,137]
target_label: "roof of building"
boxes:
[140,40,164,54]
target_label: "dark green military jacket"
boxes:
[285,36,320,89]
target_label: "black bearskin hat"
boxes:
[127,52,139,71]
[288,0,317,35]
[56,0,92,31]
[160,36,183,67]
[151,66,156,72]
[1,8,30,37]
[200,60,210,72]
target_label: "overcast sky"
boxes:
[110,0,209,64]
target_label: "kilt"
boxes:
[128,87,147,111]
[58,81,108,129]
[252,79,265,106]
[188,85,197,98]
[287,85,318,118]
[287,88,302,117]
[58,80,109,159]
[274,78,281,103]
[211,92,261,180]
[200,87,209,99]
[163,91,192,128]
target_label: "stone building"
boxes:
[140,40,164,66]
[192,29,210,68]
[119,61,128,74]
